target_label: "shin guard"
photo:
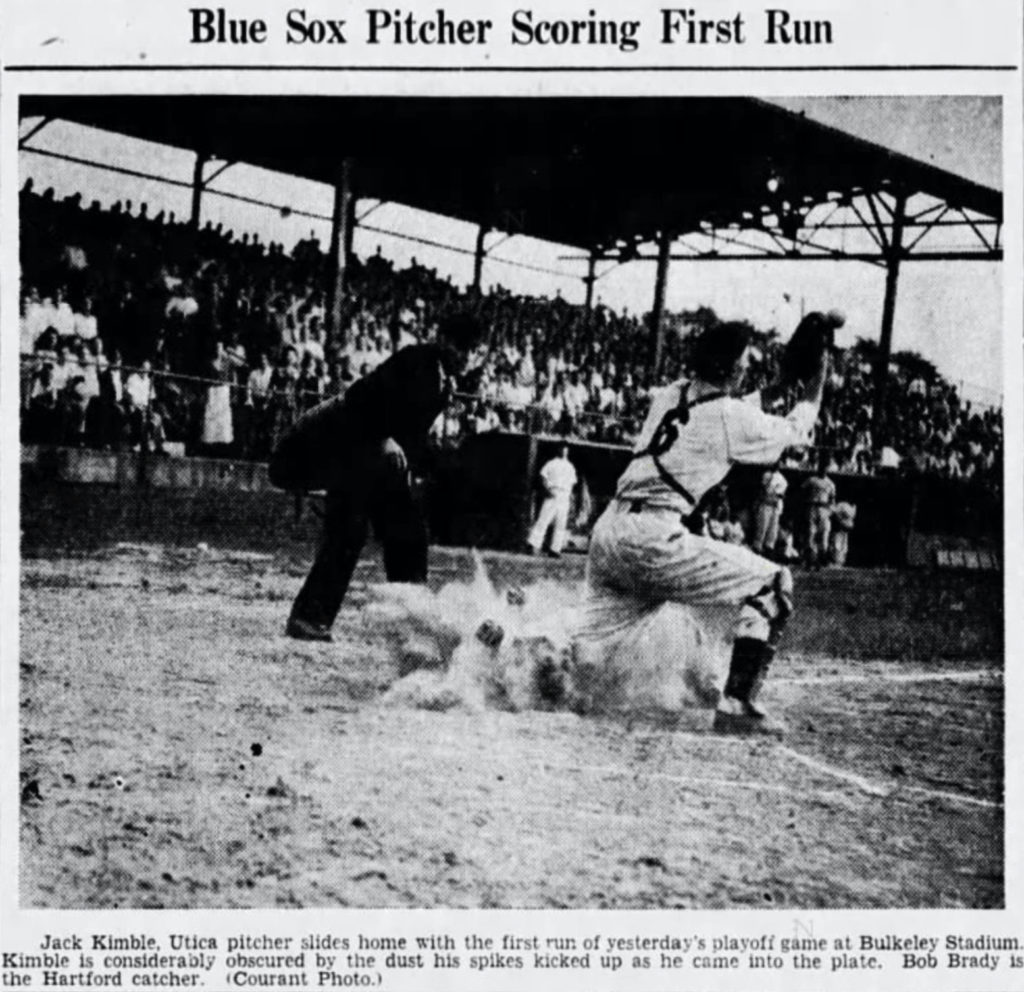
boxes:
[720,638,778,723]
[716,638,786,732]
[723,637,767,704]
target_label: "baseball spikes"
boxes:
[712,637,786,737]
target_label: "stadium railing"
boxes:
[19,354,994,484]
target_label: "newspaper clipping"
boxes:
[2,0,1022,989]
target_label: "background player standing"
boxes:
[750,464,789,557]
[801,459,837,567]
[269,314,486,642]
[583,317,834,735]
[527,444,578,557]
[830,498,857,566]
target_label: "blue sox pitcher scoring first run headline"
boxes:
[189,7,835,51]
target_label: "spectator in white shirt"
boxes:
[73,296,98,343]
[52,289,76,339]
[598,383,619,413]
[878,445,901,472]
[472,401,501,434]
[35,296,59,341]
[124,360,155,411]
[49,342,81,393]
[19,294,37,355]
[300,321,326,365]
[246,352,274,406]
[540,380,567,428]
[565,371,588,417]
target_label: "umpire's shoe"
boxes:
[286,615,334,643]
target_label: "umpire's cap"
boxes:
[437,312,486,352]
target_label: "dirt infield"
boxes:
[20,544,1003,908]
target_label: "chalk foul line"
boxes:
[776,668,1000,686]
[777,745,1001,810]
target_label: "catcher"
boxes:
[583,312,841,735]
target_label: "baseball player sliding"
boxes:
[584,314,839,735]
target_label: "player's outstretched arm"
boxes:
[779,308,842,410]
[730,343,831,466]
[795,345,829,409]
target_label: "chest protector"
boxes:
[631,386,725,503]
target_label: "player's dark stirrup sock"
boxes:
[716,639,785,735]
[744,641,776,717]
[723,637,775,714]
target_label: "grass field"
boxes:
[20,542,1003,909]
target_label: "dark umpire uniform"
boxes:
[269,315,483,641]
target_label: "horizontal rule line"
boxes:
[4,63,1021,73]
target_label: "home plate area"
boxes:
[20,543,1003,908]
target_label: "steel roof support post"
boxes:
[472,224,487,293]
[583,251,597,321]
[649,231,671,379]
[872,191,907,448]
[326,157,355,349]
[344,193,357,270]
[190,151,209,229]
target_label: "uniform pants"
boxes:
[751,500,782,554]
[586,503,784,643]
[529,494,572,553]
[806,505,832,565]
[830,528,850,566]
[290,450,427,628]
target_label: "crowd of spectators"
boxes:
[807,344,1002,486]
[19,180,1002,488]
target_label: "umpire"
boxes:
[269,313,486,642]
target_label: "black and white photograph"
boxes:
[13,93,1008,916]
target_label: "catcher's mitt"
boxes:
[780,310,845,384]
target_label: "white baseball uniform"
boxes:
[528,455,578,554]
[830,500,857,566]
[801,473,837,565]
[583,381,818,644]
[751,468,789,553]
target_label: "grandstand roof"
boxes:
[20,96,1002,250]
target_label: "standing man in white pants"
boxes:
[830,499,857,566]
[583,315,835,735]
[528,444,578,557]
[801,460,837,567]
[750,465,789,557]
